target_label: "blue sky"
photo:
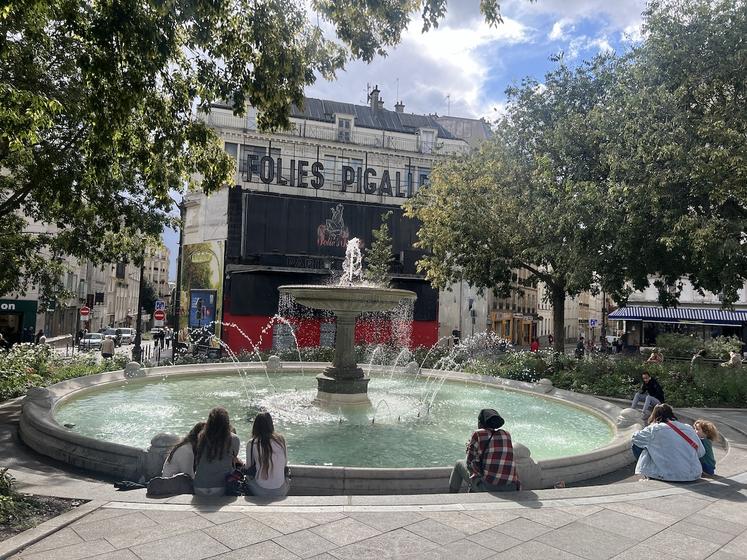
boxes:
[164,0,647,278]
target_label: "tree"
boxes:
[407,0,747,352]
[365,211,394,286]
[406,58,626,352]
[1,0,515,299]
[141,280,158,317]
[601,0,747,306]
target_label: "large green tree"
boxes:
[406,58,621,351]
[407,0,747,352]
[601,0,747,306]
[1,0,513,301]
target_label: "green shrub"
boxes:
[0,348,128,401]
[0,468,33,526]
[655,333,701,357]
[704,335,743,360]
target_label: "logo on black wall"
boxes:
[317,204,350,248]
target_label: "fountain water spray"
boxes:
[341,238,363,285]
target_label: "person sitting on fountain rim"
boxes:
[449,409,520,493]
[630,371,665,419]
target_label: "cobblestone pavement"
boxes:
[2,398,745,560]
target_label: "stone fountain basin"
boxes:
[19,362,639,495]
[279,285,416,314]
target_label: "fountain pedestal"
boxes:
[317,312,370,404]
[278,285,416,405]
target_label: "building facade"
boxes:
[180,87,477,351]
[0,214,163,341]
[143,244,172,303]
[609,278,747,348]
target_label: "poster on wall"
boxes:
[189,289,217,331]
[178,241,224,344]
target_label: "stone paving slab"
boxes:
[7,481,747,560]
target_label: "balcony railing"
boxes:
[200,112,466,156]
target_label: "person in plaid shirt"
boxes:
[449,409,520,492]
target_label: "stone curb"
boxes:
[0,499,106,560]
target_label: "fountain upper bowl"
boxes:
[279,284,417,314]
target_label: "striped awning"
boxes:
[608,306,747,326]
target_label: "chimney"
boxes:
[394,100,405,113]
[369,85,381,111]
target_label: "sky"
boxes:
[164,0,647,279]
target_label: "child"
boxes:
[693,419,719,476]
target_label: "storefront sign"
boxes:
[244,155,417,198]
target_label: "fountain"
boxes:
[18,241,640,493]
[279,238,416,404]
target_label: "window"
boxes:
[420,129,436,153]
[417,167,430,192]
[324,155,336,184]
[224,142,238,160]
[337,118,352,142]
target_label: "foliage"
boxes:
[0,468,33,526]
[655,333,701,357]
[601,0,747,306]
[0,344,127,401]
[704,336,744,360]
[464,351,747,408]
[406,0,747,351]
[2,0,518,300]
[365,211,394,286]
[405,57,620,351]
[655,333,744,360]
[141,280,158,316]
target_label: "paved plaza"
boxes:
[2,398,746,560]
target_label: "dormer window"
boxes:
[420,128,436,153]
[337,117,352,142]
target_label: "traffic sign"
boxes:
[590,319,598,327]
[155,300,166,311]
[154,310,166,321]
[80,306,90,318]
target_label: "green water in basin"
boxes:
[54,371,614,467]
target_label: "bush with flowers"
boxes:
[0,344,128,402]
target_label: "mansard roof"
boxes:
[290,97,458,139]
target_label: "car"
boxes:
[118,328,134,345]
[79,332,104,351]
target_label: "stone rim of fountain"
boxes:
[19,361,640,493]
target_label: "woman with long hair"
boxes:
[193,407,241,496]
[631,403,705,481]
[245,411,289,498]
[162,421,206,478]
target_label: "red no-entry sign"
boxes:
[154,310,166,321]
[80,306,90,317]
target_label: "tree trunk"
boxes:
[551,286,566,353]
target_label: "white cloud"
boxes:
[590,36,614,53]
[307,16,532,119]
[548,19,574,41]
[507,0,646,30]
[621,22,644,43]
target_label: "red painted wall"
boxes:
[221,311,439,353]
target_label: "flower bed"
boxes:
[465,350,747,408]
[0,344,128,402]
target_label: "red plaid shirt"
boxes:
[466,428,519,486]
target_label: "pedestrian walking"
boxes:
[101,336,115,359]
[165,327,172,348]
